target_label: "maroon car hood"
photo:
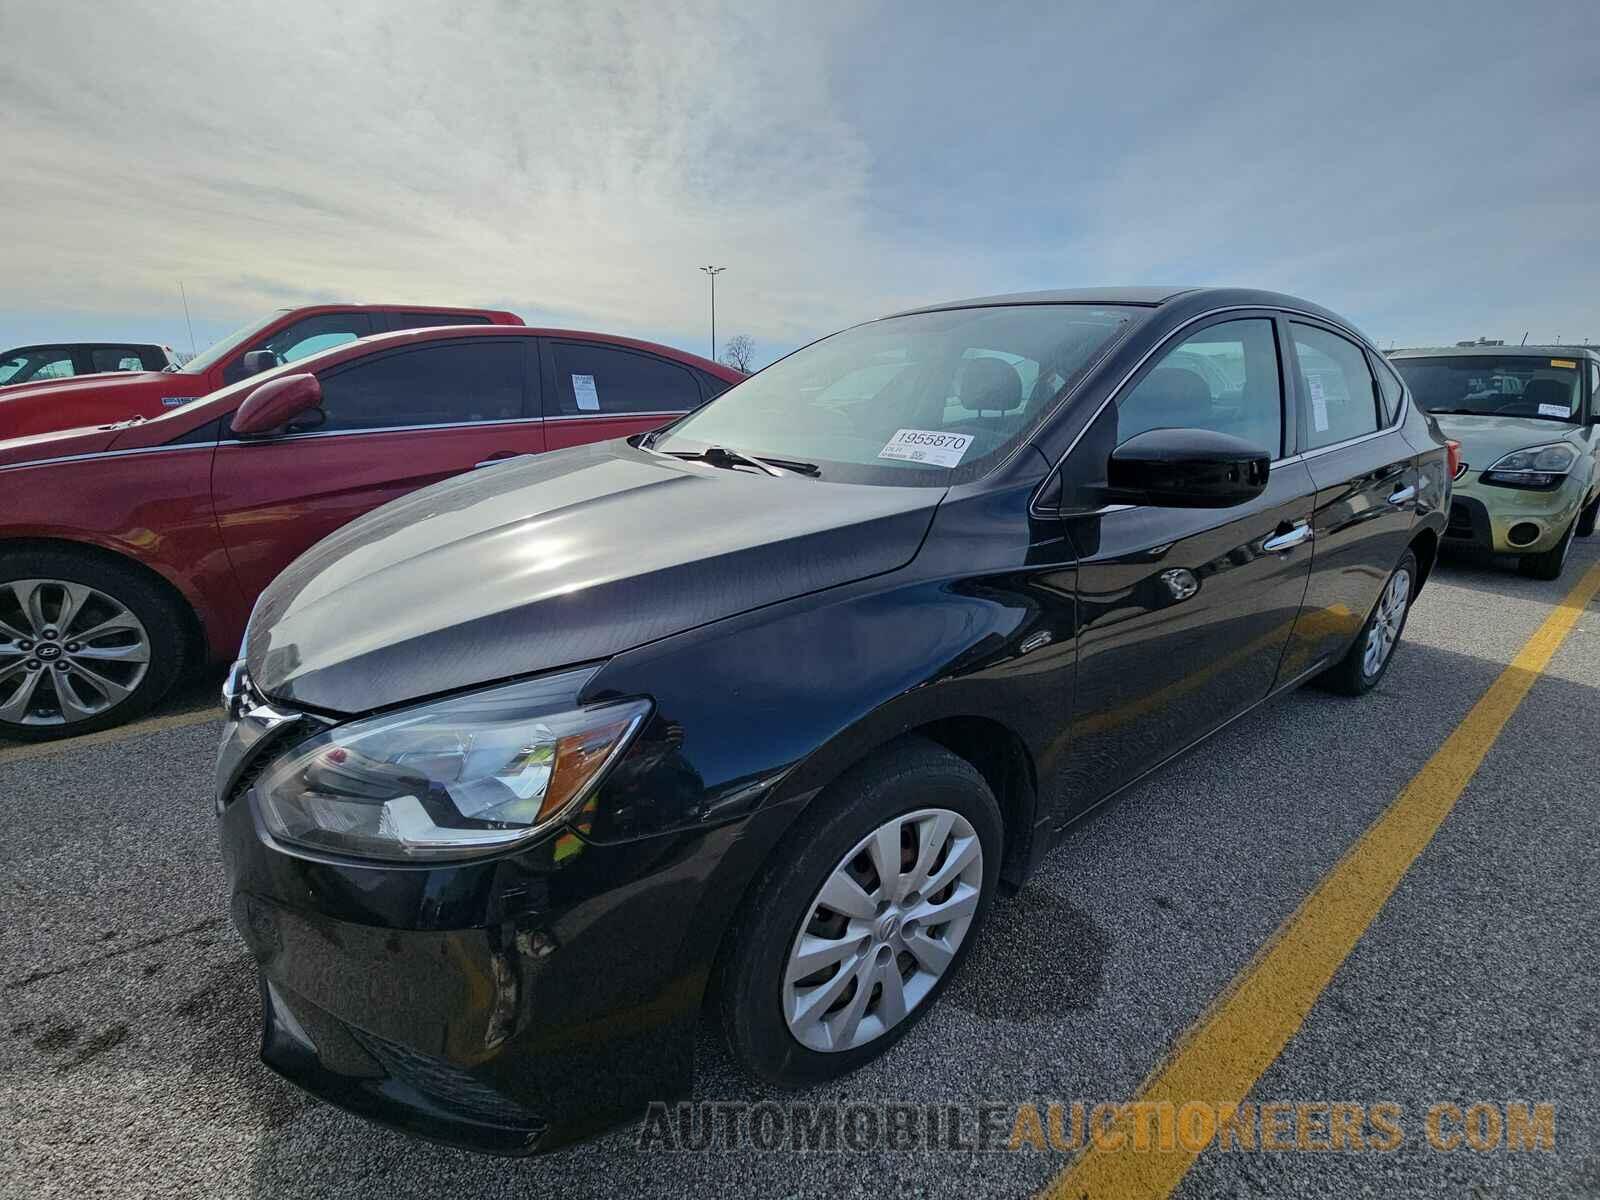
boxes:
[0,423,123,467]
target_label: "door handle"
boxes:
[1387,484,1417,505]
[1263,521,1313,553]
[474,453,522,470]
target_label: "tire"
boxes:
[1576,494,1598,539]
[1518,517,1577,581]
[1317,548,1418,696]
[0,550,189,742]
[715,737,1003,1087]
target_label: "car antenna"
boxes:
[1520,331,1528,345]
[179,281,198,356]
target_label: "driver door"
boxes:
[1055,315,1317,818]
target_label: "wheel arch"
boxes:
[1409,525,1439,594]
[0,535,207,665]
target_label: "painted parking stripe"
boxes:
[1041,559,1600,1200]
[0,705,220,767]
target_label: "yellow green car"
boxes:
[1391,346,1600,580]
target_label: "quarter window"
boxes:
[1116,319,1283,456]
[1371,355,1406,423]
[1291,324,1380,450]
[312,341,525,433]
[548,342,700,416]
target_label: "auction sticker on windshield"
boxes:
[878,429,974,467]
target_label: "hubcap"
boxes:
[782,807,984,1053]
[1362,567,1411,679]
[0,579,151,726]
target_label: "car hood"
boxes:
[246,440,944,714]
[1431,413,1584,471]
[0,369,173,400]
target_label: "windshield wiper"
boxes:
[656,443,821,478]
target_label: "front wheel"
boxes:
[1574,495,1598,539]
[1518,517,1577,581]
[0,551,189,741]
[1317,549,1417,696]
[715,738,1002,1086]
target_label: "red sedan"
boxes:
[0,325,741,740]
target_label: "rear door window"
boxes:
[1290,323,1381,450]
[312,340,526,433]
[0,348,76,384]
[90,347,146,373]
[547,341,701,416]
[1370,353,1406,423]
[387,311,492,331]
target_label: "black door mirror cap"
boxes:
[1106,427,1272,509]
[241,349,279,377]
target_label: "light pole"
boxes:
[699,265,725,361]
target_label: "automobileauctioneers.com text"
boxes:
[637,1100,1556,1155]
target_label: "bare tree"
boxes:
[720,334,756,373]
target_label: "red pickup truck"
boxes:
[0,303,521,438]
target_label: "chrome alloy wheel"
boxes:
[1362,566,1411,679]
[782,807,984,1053]
[0,579,152,726]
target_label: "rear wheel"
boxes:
[1518,517,1576,581]
[1318,549,1417,696]
[0,551,189,741]
[715,738,1002,1086]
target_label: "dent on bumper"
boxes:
[220,775,803,1153]
[1445,475,1585,554]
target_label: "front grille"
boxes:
[349,1028,542,1129]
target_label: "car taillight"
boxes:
[1445,440,1463,479]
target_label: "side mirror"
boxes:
[232,373,323,437]
[1106,428,1270,508]
[241,349,280,377]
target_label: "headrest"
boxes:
[1141,366,1213,424]
[957,357,1023,413]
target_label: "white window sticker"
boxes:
[1306,374,1330,433]
[1538,403,1570,419]
[877,428,974,468]
[571,374,600,411]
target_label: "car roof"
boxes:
[2,341,163,353]
[1390,345,1600,362]
[887,286,1359,330]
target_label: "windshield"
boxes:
[1394,355,1583,423]
[656,304,1141,485]
[176,310,288,375]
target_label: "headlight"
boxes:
[1483,443,1577,489]
[253,669,649,862]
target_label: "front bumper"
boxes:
[215,696,798,1154]
[1443,471,1588,555]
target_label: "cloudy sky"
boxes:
[3,0,1598,365]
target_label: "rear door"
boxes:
[211,336,545,604]
[1276,319,1419,678]
[1057,314,1317,815]
[540,338,707,450]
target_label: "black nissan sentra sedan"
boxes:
[216,287,1451,1152]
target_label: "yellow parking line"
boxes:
[0,705,221,767]
[1042,559,1600,1200]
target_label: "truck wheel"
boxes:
[0,551,189,742]
[715,738,1002,1086]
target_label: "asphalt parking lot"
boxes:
[4,543,1598,1199]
